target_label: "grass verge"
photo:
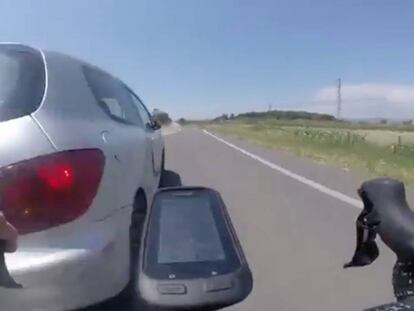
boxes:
[206,122,414,185]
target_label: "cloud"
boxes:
[311,83,414,118]
[315,83,414,105]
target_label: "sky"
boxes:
[1,0,414,119]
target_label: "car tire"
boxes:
[118,190,147,301]
[158,150,166,188]
[161,149,165,172]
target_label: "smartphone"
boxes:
[138,187,252,310]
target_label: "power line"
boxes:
[337,78,342,118]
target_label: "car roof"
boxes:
[0,42,43,55]
[0,42,124,87]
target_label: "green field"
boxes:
[205,119,414,185]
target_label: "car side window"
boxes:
[127,89,152,127]
[83,66,143,126]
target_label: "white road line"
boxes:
[203,129,363,209]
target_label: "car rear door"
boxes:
[127,90,164,176]
[82,66,149,217]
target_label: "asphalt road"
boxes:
[88,127,401,311]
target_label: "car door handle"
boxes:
[101,131,111,144]
[100,131,121,163]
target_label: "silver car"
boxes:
[0,43,165,310]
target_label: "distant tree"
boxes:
[229,113,235,119]
[178,118,187,125]
[235,110,335,121]
[403,119,413,125]
[379,119,388,125]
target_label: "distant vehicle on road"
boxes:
[0,43,164,311]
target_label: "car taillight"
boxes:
[0,149,105,234]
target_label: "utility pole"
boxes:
[268,104,272,112]
[337,78,342,119]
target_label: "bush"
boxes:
[293,128,366,145]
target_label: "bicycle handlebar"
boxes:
[345,178,414,310]
[345,178,414,268]
[0,240,21,288]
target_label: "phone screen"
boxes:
[158,196,226,264]
[144,189,241,279]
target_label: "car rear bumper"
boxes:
[0,206,132,311]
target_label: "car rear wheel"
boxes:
[158,150,166,188]
[161,149,165,172]
[119,190,147,301]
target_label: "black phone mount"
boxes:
[345,178,414,310]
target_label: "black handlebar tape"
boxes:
[363,298,414,311]
[0,240,21,288]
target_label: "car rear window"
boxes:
[0,45,45,122]
[83,65,143,126]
